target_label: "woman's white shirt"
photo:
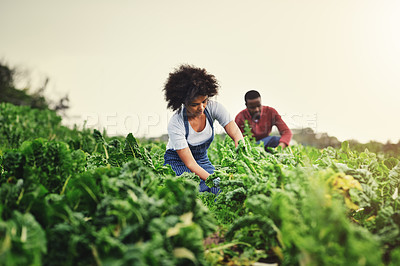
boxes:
[166,100,232,150]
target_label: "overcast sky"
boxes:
[1,0,399,143]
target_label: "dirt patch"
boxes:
[203,231,225,247]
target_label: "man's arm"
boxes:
[272,110,292,147]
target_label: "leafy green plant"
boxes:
[2,103,400,265]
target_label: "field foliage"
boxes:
[1,102,400,265]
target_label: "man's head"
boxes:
[244,90,262,121]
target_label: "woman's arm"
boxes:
[176,147,210,181]
[224,120,244,147]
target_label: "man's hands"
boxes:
[278,142,287,149]
[265,142,287,153]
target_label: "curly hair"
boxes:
[163,64,219,111]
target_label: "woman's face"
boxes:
[186,95,209,117]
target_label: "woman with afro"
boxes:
[163,64,244,194]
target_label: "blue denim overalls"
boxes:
[164,107,219,195]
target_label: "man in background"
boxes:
[235,90,292,150]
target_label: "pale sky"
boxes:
[1,0,399,143]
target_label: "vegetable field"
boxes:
[1,102,400,265]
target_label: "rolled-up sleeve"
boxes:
[271,108,292,146]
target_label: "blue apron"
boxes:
[164,107,220,195]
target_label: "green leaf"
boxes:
[341,140,350,153]
[0,211,47,265]
[124,133,141,159]
[173,247,197,264]
[92,129,105,144]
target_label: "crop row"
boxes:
[1,102,400,265]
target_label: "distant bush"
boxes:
[0,61,69,112]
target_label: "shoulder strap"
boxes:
[204,107,214,129]
[183,106,214,139]
[182,107,190,139]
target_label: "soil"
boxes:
[203,231,225,247]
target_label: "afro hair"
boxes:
[163,64,219,111]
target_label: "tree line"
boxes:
[0,61,69,112]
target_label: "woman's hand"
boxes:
[224,120,244,147]
[205,175,221,188]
